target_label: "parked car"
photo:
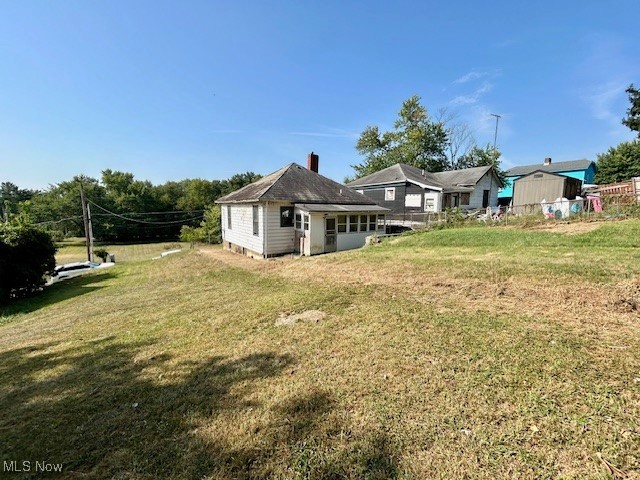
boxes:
[50,261,115,283]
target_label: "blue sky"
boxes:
[1,1,638,190]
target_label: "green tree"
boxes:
[622,84,640,137]
[0,215,56,304]
[457,144,507,183]
[1,182,37,221]
[594,141,640,184]
[352,95,448,179]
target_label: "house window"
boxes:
[385,187,395,201]
[425,198,435,211]
[337,215,347,233]
[461,193,470,205]
[348,215,358,232]
[359,215,368,232]
[227,206,232,229]
[303,215,309,231]
[295,213,302,230]
[280,206,294,227]
[252,205,259,236]
[377,215,385,231]
[369,215,376,231]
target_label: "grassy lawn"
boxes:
[1,222,639,479]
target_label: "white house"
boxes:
[215,154,388,258]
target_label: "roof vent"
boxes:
[544,157,552,166]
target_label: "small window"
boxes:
[348,215,358,232]
[252,205,259,236]
[303,215,309,231]
[385,187,395,201]
[369,214,376,231]
[227,205,232,229]
[377,215,385,231]
[425,198,435,211]
[337,215,347,233]
[461,193,470,205]
[533,173,543,178]
[280,206,294,227]
[295,213,302,230]
[359,215,368,232]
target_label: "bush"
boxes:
[0,219,57,304]
[94,248,109,262]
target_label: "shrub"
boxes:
[0,219,56,304]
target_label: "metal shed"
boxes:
[512,170,582,213]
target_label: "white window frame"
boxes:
[385,187,396,201]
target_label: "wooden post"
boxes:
[79,181,91,262]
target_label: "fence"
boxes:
[385,193,640,230]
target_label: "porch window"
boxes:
[303,215,309,231]
[377,215,385,231]
[252,205,259,236]
[369,215,377,231]
[385,187,395,201]
[337,215,347,233]
[295,213,302,230]
[348,215,358,232]
[359,215,368,232]
[461,193,470,205]
[280,206,294,227]
[227,206,232,229]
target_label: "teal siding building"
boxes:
[499,158,596,203]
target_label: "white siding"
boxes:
[221,204,263,254]
[264,202,296,256]
[468,172,500,209]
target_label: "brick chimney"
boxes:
[307,152,319,173]
[544,157,552,166]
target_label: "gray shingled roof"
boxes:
[347,163,498,190]
[506,159,594,177]
[215,163,378,205]
[347,164,442,190]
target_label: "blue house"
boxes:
[498,158,596,204]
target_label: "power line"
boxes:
[87,199,204,225]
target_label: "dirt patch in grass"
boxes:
[526,220,610,235]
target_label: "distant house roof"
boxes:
[215,163,378,205]
[347,163,443,190]
[347,163,501,191]
[506,159,594,177]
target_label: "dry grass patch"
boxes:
[1,223,640,478]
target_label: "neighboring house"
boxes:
[511,170,583,213]
[215,153,388,258]
[347,163,503,215]
[499,158,596,205]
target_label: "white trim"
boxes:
[353,179,443,191]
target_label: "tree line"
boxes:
[1,171,260,243]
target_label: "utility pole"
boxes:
[490,113,501,159]
[79,180,92,262]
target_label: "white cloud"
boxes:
[453,71,490,84]
[450,82,494,106]
[582,81,632,138]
